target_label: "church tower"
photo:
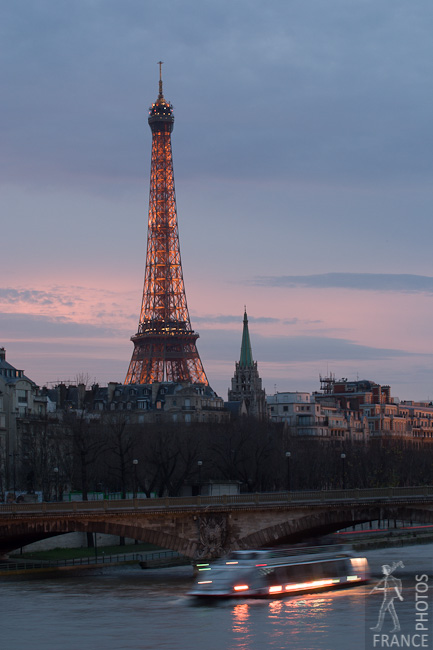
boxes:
[228,309,266,418]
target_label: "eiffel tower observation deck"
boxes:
[125,64,208,385]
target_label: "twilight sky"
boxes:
[1,0,433,401]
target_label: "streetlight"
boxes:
[340,453,346,490]
[53,467,59,501]
[132,459,138,498]
[9,452,18,494]
[197,460,203,495]
[285,452,291,492]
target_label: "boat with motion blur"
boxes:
[189,545,369,598]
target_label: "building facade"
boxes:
[43,380,228,425]
[0,348,47,494]
[267,390,369,444]
[267,375,433,445]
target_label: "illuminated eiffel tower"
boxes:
[125,64,208,385]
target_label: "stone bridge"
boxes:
[1,486,433,559]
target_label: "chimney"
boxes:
[151,382,160,406]
[107,382,117,402]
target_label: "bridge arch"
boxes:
[237,505,433,549]
[0,517,198,558]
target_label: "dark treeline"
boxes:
[18,416,433,500]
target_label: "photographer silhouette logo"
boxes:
[370,561,404,633]
[368,560,430,649]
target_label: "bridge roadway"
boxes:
[1,486,433,559]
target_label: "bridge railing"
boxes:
[1,485,432,514]
[0,549,182,573]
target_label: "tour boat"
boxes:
[189,545,369,598]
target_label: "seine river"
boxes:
[1,544,431,650]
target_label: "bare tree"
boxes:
[133,422,204,497]
[19,415,71,500]
[104,412,134,498]
[65,410,106,501]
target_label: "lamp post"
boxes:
[340,453,346,490]
[53,467,59,501]
[9,452,18,494]
[132,459,138,498]
[285,451,291,492]
[197,460,203,495]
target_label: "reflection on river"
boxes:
[1,544,431,650]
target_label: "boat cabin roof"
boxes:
[225,545,353,565]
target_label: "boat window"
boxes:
[229,551,260,561]
[263,564,312,584]
[321,560,348,578]
[309,562,325,580]
[295,563,316,581]
[319,561,333,578]
[260,567,277,584]
[262,559,351,586]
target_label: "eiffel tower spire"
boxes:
[125,66,208,385]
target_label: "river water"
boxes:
[1,544,431,650]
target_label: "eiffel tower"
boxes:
[125,64,208,385]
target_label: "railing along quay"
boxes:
[0,550,181,573]
[1,486,433,516]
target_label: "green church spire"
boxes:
[239,308,254,368]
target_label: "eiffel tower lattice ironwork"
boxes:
[125,64,208,385]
